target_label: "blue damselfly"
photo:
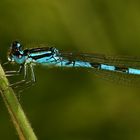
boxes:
[5,41,140,88]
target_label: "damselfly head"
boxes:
[8,41,23,62]
[10,41,22,52]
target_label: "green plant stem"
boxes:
[0,64,37,140]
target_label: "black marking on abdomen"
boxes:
[65,60,75,66]
[90,62,101,69]
[115,66,128,73]
[90,62,129,74]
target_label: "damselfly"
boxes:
[5,41,140,88]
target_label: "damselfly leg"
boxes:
[11,64,36,90]
[4,63,36,92]
[5,65,23,76]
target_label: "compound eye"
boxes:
[11,41,22,51]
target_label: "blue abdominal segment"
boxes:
[128,68,140,75]
[60,60,92,68]
[101,64,115,71]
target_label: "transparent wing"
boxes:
[60,52,140,69]
[24,46,140,86]
[60,51,140,87]
[89,68,140,87]
[25,45,140,69]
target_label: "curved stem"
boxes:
[0,64,37,140]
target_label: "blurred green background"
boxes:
[1,0,140,140]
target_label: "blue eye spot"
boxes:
[17,43,21,48]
